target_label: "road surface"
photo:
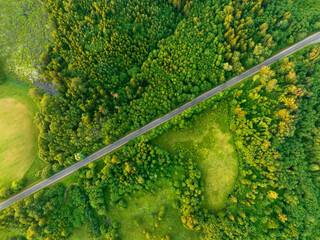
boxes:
[1,32,320,212]
[32,81,58,95]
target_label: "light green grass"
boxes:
[107,181,200,240]
[154,102,239,211]
[0,79,45,189]
[70,227,91,240]
[23,155,47,186]
[60,172,80,186]
[0,228,24,240]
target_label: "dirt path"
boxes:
[32,81,58,95]
[63,183,79,203]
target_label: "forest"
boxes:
[0,0,320,239]
[30,0,320,176]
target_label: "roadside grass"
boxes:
[23,155,47,186]
[0,79,43,189]
[60,172,80,186]
[107,181,200,240]
[153,102,239,211]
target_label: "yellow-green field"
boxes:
[154,102,239,210]
[0,79,41,189]
[107,182,200,240]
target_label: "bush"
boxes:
[0,71,6,84]
[0,187,12,198]
[11,178,26,193]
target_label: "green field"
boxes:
[107,182,200,240]
[154,102,239,210]
[0,79,43,190]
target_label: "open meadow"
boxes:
[107,181,200,240]
[154,102,239,210]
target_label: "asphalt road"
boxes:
[1,32,320,212]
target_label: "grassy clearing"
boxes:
[70,227,91,240]
[154,102,238,211]
[0,228,24,240]
[107,181,200,240]
[70,225,108,240]
[0,79,43,189]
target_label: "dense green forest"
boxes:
[1,0,320,239]
[1,43,320,240]
[33,0,320,175]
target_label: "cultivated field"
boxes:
[0,79,39,189]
